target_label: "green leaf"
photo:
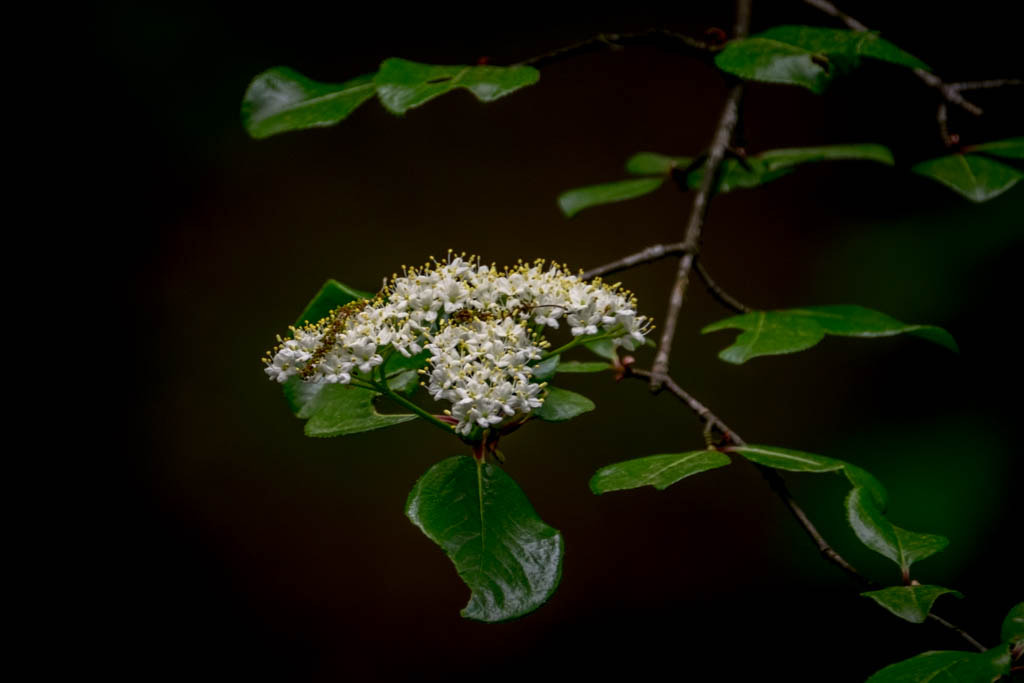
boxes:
[590,451,731,494]
[374,58,539,115]
[405,456,564,622]
[866,644,1011,683]
[284,381,415,437]
[1002,602,1024,644]
[715,26,927,94]
[294,279,374,327]
[242,67,378,139]
[730,444,887,507]
[913,154,1023,203]
[862,585,963,624]
[557,178,665,218]
[758,144,894,170]
[625,152,693,176]
[584,338,617,361]
[702,305,956,364]
[386,369,420,395]
[531,355,560,382]
[847,487,949,576]
[557,361,612,373]
[964,137,1024,160]
[534,387,595,422]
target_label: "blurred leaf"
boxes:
[759,144,894,169]
[294,279,374,327]
[1002,603,1024,644]
[386,369,420,395]
[385,349,432,374]
[963,136,1024,160]
[242,67,377,139]
[405,456,563,622]
[557,361,612,373]
[715,26,927,93]
[534,387,595,422]
[688,158,795,192]
[590,450,731,494]
[730,445,887,507]
[374,58,539,114]
[862,585,963,624]
[625,152,694,176]
[703,305,956,364]
[557,178,665,218]
[531,355,560,382]
[847,487,949,576]
[866,645,1011,683]
[913,154,1023,203]
[292,382,415,437]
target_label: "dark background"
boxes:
[94,1,1021,680]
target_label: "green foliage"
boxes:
[1002,603,1024,644]
[715,26,927,93]
[557,178,665,218]
[866,645,1011,683]
[912,153,1023,203]
[964,136,1024,160]
[243,60,538,138]
[847,487,949,577]
[557,361,612,373]
[405,456,563,622]
[861,586,963,624]
[702,305,957,364]
[294,278,373,327]
[560,144,892,216]
[283,380,416,437]
[533,387,596,422]
[589,450,731,494]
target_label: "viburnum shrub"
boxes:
[246,1,1022,679]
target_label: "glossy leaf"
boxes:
[282,380,415,437]
[590,451,731,494]
[242,68,377,139]
[534,387,596,422]
[866,645,1011,683]
[730,445,887,507]
[625,152,692,176]
[703,305,956,364]
[386,369,420,395]
[405,456,563,622]
[847,487,949,576]
[584,338,617,361]
[557,361,612,373]
[862,585,963,624]
[530,355,560,382]
[913,154,1023,203]
[1002,603,1024,644]
[374,58,539,115]
[557,178,665,218]
[758,144,894,169]
[964,136,1024,160]
[293,279,373,327]
[687,158,795,192]
[716,26,927,93]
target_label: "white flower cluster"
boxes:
[264,254,651,435]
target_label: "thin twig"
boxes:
[802,0,984,116]
[581,241,688,280]
[936,103,956,148]
[513,28,716,69]
[949,79,1023,91]
[695,262,752,313]
[650,0,751,391]
[622,365,989,651]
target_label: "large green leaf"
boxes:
[758,144,894,169]
[1002,602,1024,644]
[847,487,949,576]
[702,305,956,364]
[282,380,416,437]
[866,645,1011,683]
[590,450,731,494]
[242,68,377,139]
[730,444,887,507]
[862,585,963,624]
[964,137,1024,160]
[913,154,1023,203]
[557,178,665,218]
[374,58,539,115]
[716,26,927,93]
[534,387,596,422]
[294,279,374,327]
[405,456,564,622]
